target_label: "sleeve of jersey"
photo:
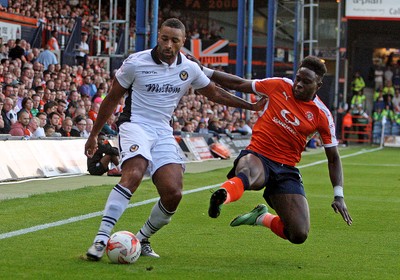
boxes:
[252,77,290,96]
[190,62,210,90]
[115,57,135,89]
[317,103,339,147]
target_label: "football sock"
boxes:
[136,200,174,241]
[94,184,132,244]
[258,213,287,240]
[221,175,247,204]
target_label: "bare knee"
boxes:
[160,187,182,211]
[287,228,309,244]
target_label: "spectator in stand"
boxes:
[58,116,79,137]
[236,119,252,135]
[84,99,92,113]
[350,71,365,97]
[208,117,225,134]
[381,103,395,123]
[21,97,34,118]
[101,114,117,136]
[65,100,79,119]
[47,30,60,51]
[2,96,17,127]
[382,80,395,103]
[68,90,80,103]
[43,100,58,116]
[9,110,32,138]
[87,101,100,122]
[351,90,366,110]
[48,111,61,131]
[182,120,195,133]
[73,115,89,138]
[8,39,26,63]
[3,83,15,98]
[0,97,13,134]
[76,33,89,68]
[44,123,60,137]
[56,99,68,120]
[0,44,8,60]
[85,117,93,135]
[194,121,209,134]
[87,132,121,176]
[36,45,58,71]
[36,112,47,132]
[78,75,93,97]
[29,116,45,138]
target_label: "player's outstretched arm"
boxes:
[186,54,254,93]
[325,146,353,226]
[197,83,267,111]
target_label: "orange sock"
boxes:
[221,177,245,204]
[261,214,287,240]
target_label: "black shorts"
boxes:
[88,162,108,176]
[227,150,306,209]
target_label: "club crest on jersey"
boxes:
[306,111,314,121]
[129,145,139,152]
[179,71,188,81]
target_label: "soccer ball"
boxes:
[106,231,141,264]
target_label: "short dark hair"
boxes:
[36,112,47,118]
[44,101,58,112]
[299,56,327,78]
[48,112,60,119]
[44,123,55,132]
[74,115,85,124]
[161,18,186,34]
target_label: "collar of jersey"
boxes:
[151,46,182,66]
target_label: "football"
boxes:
[106,231,141,264]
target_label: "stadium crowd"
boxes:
[0,1,254,140]
[347,59,400,144]
[2,0,399,144]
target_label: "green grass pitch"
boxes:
[0,146,399,279]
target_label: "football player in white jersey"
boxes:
[85,18,267,261]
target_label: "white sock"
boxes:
[93,184,132,244]
[136,200,174,241]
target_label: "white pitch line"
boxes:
[0,147,382,240]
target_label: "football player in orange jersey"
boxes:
[200,56,352,244]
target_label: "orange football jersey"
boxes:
[248,77,338,166]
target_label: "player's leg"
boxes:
[86,156,148,261]
[230,160,310,244]
[135,132,185,258]
[209,151,266,218]
[230,193,310,244]
[135,163,183,258]
[266,193,310,244]
[87,123,153,261]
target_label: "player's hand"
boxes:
[85,135,98,158]
[186,54,202,69]
[252,96,268,111]
[331,196,353,226]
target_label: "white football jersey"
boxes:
[116,48,210,130]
